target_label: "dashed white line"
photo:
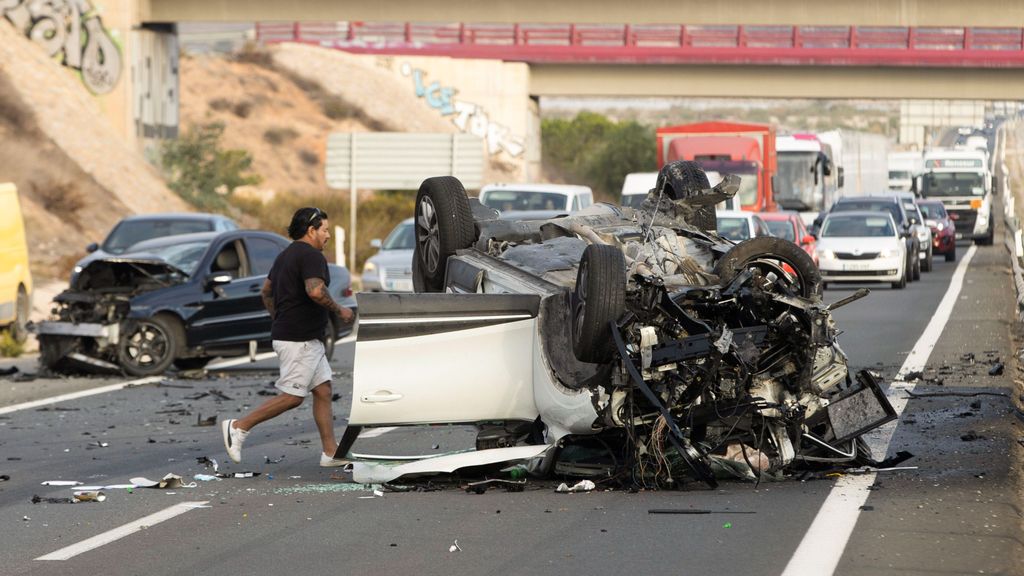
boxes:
[0,376,163,416]
[36,501,209,561]
[782,244,977,576]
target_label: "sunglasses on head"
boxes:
[308,208,324,223]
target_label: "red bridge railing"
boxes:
[255,22,1024,67]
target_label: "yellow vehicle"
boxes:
[0,183,32,342]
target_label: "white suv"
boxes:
[479,183,594,215]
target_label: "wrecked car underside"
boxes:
[345,161,898,488]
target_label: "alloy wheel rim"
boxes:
[416,197,440,273]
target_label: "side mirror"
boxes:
[205,274,233,291]
[370,238,382,249]
[86,242,99,253]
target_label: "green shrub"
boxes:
[0,330,24,358]
[541,112,655,203]
[263,126,299,145]
[160,122,262,211]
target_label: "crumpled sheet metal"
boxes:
[350,444,553,484]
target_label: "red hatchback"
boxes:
[759,211,818,265]
[917,200,957,262]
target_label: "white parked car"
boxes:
[816,211,908,289]
[715,209,772,242]
[479,183,593,214]
[361,218,415,292]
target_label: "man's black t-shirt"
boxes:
[268,241,330,342]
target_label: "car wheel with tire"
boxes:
[891,266,907,289]
[713,236,823,299]
[922,245,933,272]
[117,315,181,376]
[945,243,957,262]
[414,177,475,292]
[572,244,626,364]
[659,160,716,233]
[911,248,921,281]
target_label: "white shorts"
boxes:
[273,339,332,398]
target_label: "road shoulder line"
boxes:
[781,244,978,576]
[0,376,163,415]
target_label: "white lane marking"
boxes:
[206,352,277,370]
[782,244,978,576]
[360,314,532,325]
[358,426,398,438]
[205,334,356,370]
[0,376,163,416]
[36,501,209,561]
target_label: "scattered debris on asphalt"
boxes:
[196,456,219,472]
[130,473,195,489]
[464,479,527,494]
[0,366,17,376]
[448,540,462,553]
[40,480,82,486]
[0,475,9,482]
[989,362,1005,376]
[195,414,216,427]
[960,431,985,442]
[194,474,221,482]
[859,505,874,511]
[906,391,1009,399]
[556,480,596,493]
[903,370,924,381]
[264,455,286,464]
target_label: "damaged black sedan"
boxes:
[36,230,356,376]
[341,161,895,487]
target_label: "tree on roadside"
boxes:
[161,122,262,211]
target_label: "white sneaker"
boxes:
[320,452,350,468]
[222,419,248,463]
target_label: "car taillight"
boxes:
[343,288,352,297]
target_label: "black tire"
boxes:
[922,245,933,272]
[713,236,822,299]
[912,253,921,281]
[414,176,475,292]
[117,315,181,376]
[660,160,716,233]
[945,244,957,262]
[11,286,29,344]
[173,357,210,371]
[411,247,428,293]
[572,244,626,364]
[892,266,907,289]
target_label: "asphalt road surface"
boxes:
[1,241,1021,576]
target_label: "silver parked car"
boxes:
[361,218,415,292]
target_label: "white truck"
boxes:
[918,148,995,245]
[775,130,889,225]
[620,171,740,211]
[887,151,924,192]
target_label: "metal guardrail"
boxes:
[255,22,1024,67]
[997,121,1024,319]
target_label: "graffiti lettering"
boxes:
[2,0,122,94]
[401,62,525,158]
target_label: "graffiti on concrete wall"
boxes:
[400,62,525,158]
[1,0,122,94]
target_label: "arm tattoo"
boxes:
[304,277,342,316]
[260,279,275,318]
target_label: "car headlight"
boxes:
[362,261,377,275]
[877,248,898,258]
[816,249,835,260]
[73,265,83,274]
[935,222,945,231]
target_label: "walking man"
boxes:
[222,207,355,467]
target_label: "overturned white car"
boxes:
[340,161,895,487]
